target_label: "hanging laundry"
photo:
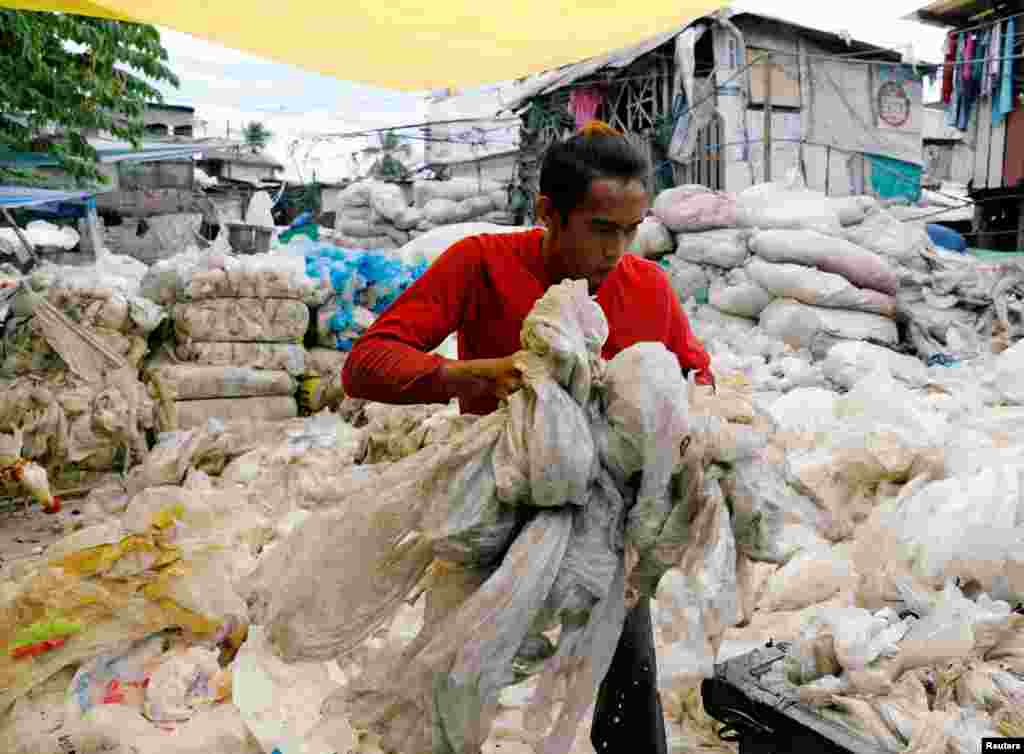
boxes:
[946,33,965,128]
[568,87,605,131]
[941,33,957,104]
[994,17,1017,124]
[973,31,989,99]
[956,33,981,131]
[962,33,976,84]
[989,21,1002,97]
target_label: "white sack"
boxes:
[844,208,932,268]
[994,341,1024,405]
[398,223,530,267]
[368,181,410,223]
[244,192,274,228]
[823,341,928,390]
[628,217,674,258]
[828,196,878,227]
[661,257,709,302]
[746,257,897,316]
[708,273,772,320]
[748,229,899,296]
[760,299,899,350]
[735,181,842,236]
[674,229,751,269]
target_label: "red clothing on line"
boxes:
[341,229,712,416]
[941,33,957,104]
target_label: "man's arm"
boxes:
[341,239,480,405]
[658,269,714,387]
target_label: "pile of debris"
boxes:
[0,252,161,486]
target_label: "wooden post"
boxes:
[763,52,773,183]
[79,198,103,257]
[972,202,986,250]
[1,209,35,266]
[825,146,831,196]
[1017,198,1024,253]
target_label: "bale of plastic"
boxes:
[172,299,309,343]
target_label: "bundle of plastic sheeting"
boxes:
[750,581,1024,752]
[708,267,773,320]
[243,280,751,754]
[898,249,1024,361]
[843,207,931,270]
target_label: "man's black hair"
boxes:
[539,126,649,223]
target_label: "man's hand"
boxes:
[440,355,525,404]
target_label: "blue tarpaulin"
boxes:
[0,186,95,210]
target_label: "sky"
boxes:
[152,0,950,181]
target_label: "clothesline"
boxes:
[941,9,1024,37]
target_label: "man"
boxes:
[342,121,713,754]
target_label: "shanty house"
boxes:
[197,148,285,186]
[907,0,1024,250]
[504,7,936,222]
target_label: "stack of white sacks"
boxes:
[330,179,513,250]
[635,173,942,361]
[141,248,329,432]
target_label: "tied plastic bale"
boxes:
[165,396,299,432]
[748,229,900,296]
[413,178,505,208]
[652,185,738,232]
[146,363,295,401]
[627,217,674,259]
[746,257,898,317]
[174,342,306,377]
[173,299,309,344]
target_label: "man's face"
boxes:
[538,177,649,293]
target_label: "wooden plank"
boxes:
[990,116,1007,189]
[763,52,773,183]
[975,97,993,189]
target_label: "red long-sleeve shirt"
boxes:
[342,228,712,416]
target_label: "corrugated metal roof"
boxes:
[0,140,205,168]
[0,186,95,209]
[903,0,1002,27]
[502,7,916,112]
[502,21,694,112]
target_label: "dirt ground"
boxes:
[0,499,89,573]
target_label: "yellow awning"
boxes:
[0,0,724,91]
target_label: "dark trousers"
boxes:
[590,597,668,754]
